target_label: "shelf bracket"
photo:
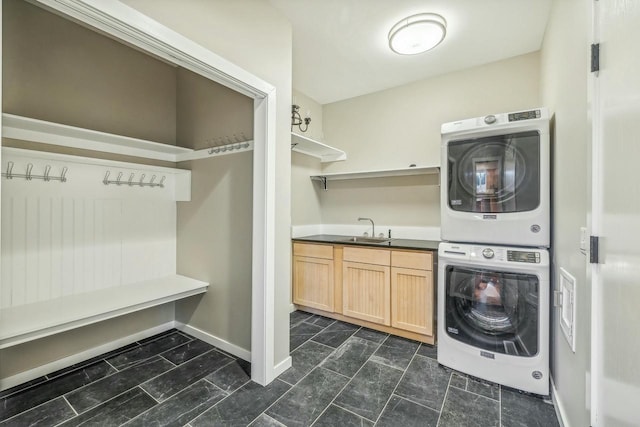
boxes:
[320,176,327,191]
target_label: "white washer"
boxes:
[441,108,550,247]
[437,242,550,395]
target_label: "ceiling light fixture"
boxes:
[388,13,447,55]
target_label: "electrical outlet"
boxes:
[580,227,588,254]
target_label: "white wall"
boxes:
[318,53,541,228]
[540,1,590,425]
[121,0,293,365]
[291,89,323,226]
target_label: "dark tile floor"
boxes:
[0,311,560,426]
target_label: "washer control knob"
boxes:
[484,115,497,124]
[482,248,495,259]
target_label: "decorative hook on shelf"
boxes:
[291,104,311,132]
[26,163,34,181]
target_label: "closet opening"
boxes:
[0,0,278,389]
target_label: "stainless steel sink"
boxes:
[341,236,391,244]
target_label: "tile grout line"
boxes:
[62,395,79,416]
[448,383,500,402]
[331,402,378,424]
[104,358,120,373]
[372,340,422,425]
[264,323,367,426]
[310,327,391,426]
[435,369,455,427]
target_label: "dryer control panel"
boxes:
[507,250,541,263]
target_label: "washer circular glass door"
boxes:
[445,265,539,357]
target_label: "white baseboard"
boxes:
[551,376,569,427]
[273,356,292,378]
[290,303,297,313]
[176,322,251,362]
[0,321,175,392]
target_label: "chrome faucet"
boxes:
[358,217,375,237]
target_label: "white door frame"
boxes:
[21,0,278,385]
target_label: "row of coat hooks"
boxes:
[103,171,165,188]
[1,161,68,182]
[206,133,251,155]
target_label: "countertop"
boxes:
[292,234,440,251]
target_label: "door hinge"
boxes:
[591,43,600,73]
[590,235,600,264]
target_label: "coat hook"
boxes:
[44,165,52,182]
[150,175,157,185]
[139,174,146,185]
[6,161,14,179]
[128,173,135,186]
[103,171,110,185]
[60,166,68,183]
[116,172,123,185]
[26,163,34,180]
[159,176,166,187]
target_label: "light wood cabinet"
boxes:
[293,240,436,344]
[292,243,335,312]
[343,261,391,325]
[390,250,433,336]
[391,267,433,336]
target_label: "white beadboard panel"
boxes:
[1,152,179,309]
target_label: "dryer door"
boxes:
[447,130,540,214]
[444,265,540,357]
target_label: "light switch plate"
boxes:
[580,227,588,254]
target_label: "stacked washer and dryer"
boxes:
[437,108,551,395]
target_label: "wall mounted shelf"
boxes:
[311,166,440,190]
[2,113,254,163]
[291,132,347,162]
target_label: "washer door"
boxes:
[446,130,540,214]
[445,265,539,357]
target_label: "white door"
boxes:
[590,1,640,425]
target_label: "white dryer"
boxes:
[441,108,550,247]
[437,242,550,395]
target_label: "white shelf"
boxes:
[291,133,346,162]
[0,275,208,349]
[2,113,193,162]
[2,113,253,163]
[311,166,440,189]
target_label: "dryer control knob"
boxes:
[482,248,495,259]
[484,115,497,124]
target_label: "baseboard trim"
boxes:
[551,376,570,427]
[176,322,251,362]
[273,356,292,378]
[0,321,176,392]
[290,303,296,313]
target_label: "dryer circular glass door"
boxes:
[447,130,540,214]
[444,265,539,357]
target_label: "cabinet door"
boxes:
[342,261,390,325]
[293,256,334,312]
[391,267,433,336]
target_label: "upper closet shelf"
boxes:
[2,114,253,162]
[311,166,440,189]
[291,132,347,162]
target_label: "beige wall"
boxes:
[0,305,174,380]
[2,0,177,145]
[291,90,323,226]
[121,0,293,364]
[540,0,590,425]
[177,68,253,150]
[175,153,253,350]
[319,53,540,227]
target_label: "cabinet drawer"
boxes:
[293,242,333,259]
[343,246,390,265]
[391,251,432,270]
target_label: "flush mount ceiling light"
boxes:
[388,13,447,55]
